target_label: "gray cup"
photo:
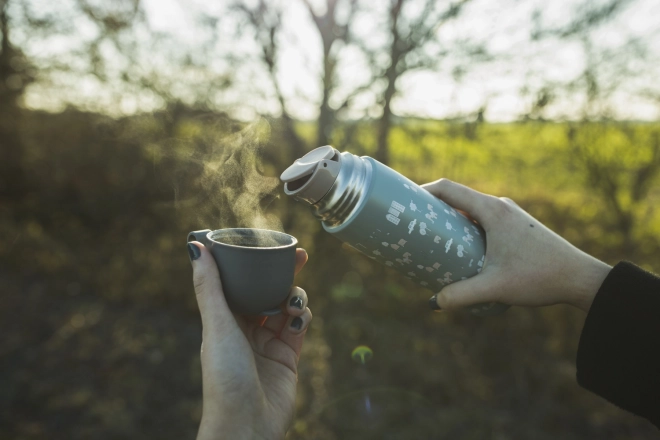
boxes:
[187,228,298,316]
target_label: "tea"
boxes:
[216,235,280,248]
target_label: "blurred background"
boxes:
[1,0,660,438]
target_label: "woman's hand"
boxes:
[421,179,612,313]
[187,242,312,440]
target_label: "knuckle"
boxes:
[423,178,450,194]
[488,196,514,218]
[435,178,452,191]
[499,196,519,208]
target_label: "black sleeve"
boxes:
[576,261,660,428]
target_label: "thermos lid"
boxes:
[280,145,341,204]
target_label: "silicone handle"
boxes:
[188,229,212,246]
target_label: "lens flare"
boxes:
[364,394,372,413]
[317,387,435,434]
[351,345,373,365]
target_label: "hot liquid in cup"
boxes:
[215,236,279,248]
[211,230,285,248]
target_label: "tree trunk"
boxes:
[316,32,335,148]
[317,88,332,148]
[0,3,26,201]
[374,58,399,166]
[375,98,393,166]
[374,0,405,166]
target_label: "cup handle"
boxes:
[188,229,212,248]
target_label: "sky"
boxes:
[19,0,660,121]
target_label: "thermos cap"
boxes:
[280,145,336,182]
[280,145,341,205]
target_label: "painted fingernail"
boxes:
[290,296,303,309]
[187,243,201,261]
[290,317,303,330]
[429,295,442,311]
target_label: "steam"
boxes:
[168,117,284,237]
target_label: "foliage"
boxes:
[1,107,659,439]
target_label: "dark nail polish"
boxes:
[290,296,303,309]
[187,243,201,261]
[290,317,303,330]
[429,295,442,311]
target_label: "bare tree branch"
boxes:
[232,0,306,156]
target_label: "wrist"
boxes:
[197,418,270,440]
[566,254,612,313]
[196,403,279,440]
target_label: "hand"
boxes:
[421,179,612,313]
[187,242,312,440]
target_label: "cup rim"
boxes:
[207,228,298,250]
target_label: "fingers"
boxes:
[187,241,236,335]
[421,179,495,225]
[261,286,308,333]
[285,286,308,316]
[278,307,313,357]
[295,248,308,275]
[252,306,313,373]
[429,269,502,311]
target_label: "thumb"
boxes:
[187,241,236,335]
[430,270,501,311]
[421,178,495,226]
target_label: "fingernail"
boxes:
[289,296,303,309]
[429,295,442,311]
[187,243,201,261]
[290,317,303,330]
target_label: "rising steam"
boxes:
[167,117,284,236]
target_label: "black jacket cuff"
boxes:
[576,261,660,428]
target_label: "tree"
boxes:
[300,0,358,148]
[232,0,307,159]
[567,122,660,256]
[528,0,660,255]
[0,0,35,199]
[373,0,469,165]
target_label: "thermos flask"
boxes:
[280,146,509,316]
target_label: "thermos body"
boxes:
[281,146,509,316]
[326,157,486,290]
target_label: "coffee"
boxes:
[216,235,280,248]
